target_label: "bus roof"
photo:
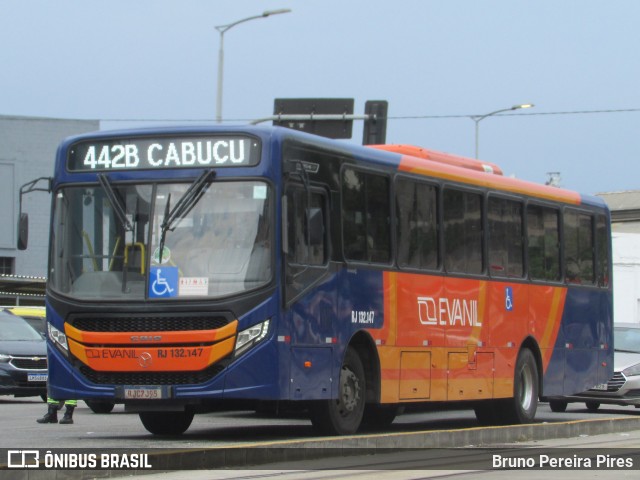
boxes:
[57,124,607,210]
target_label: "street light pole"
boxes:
[471,103,534,158]
[215,9,291,123]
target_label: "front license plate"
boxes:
[124,386,163,399]
[592,383,608,391]
[27,374,47,382]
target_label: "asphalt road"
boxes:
[1,396,639,449]
[2,397,640,479]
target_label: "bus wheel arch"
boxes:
[503,341,541,424]
[309,345,366,435]
[309,331,379,435]
[349,331,400,428]
[348,330,380,405]
[519,336,544,399]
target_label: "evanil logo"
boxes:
[417,296,481,326]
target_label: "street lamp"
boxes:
[215,9,292,123]
[471,103,534,158]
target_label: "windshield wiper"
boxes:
[157,170,216,263]
[97,174,133,232]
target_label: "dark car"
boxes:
[0,311,48,400]
[550,323,640,412]
[1,306,46,335]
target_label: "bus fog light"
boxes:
[235,319,270,356]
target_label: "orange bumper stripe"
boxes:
[68,336,235,372]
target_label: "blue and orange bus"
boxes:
[24,125,612,435]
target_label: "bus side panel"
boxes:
[218,340,281,399]
[554,287,614,395]
[378,274,576,403]
[284,268,385,400]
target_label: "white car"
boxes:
[549,323,640,412]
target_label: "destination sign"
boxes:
[68,135,260,171]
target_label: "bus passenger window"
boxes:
[443,188,483,274]
[564,210,595,285]
[396,178,438,270]
[596,214,610,287]
[286,186,327,266]
[342,168,390,264]
[488,197,524,278]
[527,205,561,281]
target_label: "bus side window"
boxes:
[443,188,483,275]
[286,186,327,266]
[564,210,595,285]
[527,205,561,282]
[395,177,438,270]
[596,214,610,288]
[488,197,524,278]
[342,168,391,264]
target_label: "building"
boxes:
[598,190,640,325]
[0,115,99,304]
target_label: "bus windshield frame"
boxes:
[49,177,273,301]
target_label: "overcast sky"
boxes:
[2,0,639,195]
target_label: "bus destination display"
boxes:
[68,135,260,171]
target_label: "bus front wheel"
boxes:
[85,400,115,414]
[139,410,194,435]
[310,347,365,435]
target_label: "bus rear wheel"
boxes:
[310,347,365,435]
[139,410,194,435]
[502,348,539,424]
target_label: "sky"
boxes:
[2,0,639,195]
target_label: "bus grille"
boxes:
[607,372,626,392]
[69,315,230,332]
[79,365,225,385]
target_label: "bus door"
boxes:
[283,183,333,400]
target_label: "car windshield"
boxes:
[614,326,640,354]
[0,313,43,341]
[49,179,272,301]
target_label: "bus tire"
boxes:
[503,348,539,424]
[549,399,568,412]
[85,400,115,414]
[139,410,194,435]
[586,401,600,412]
[310,347,365,435]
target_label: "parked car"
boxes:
[0,306,115,413]
[549,322,640,412]
[0,310,48,401]
[1,306,46,335]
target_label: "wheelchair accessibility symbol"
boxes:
[505,286,514,311]
[149,267,178,298]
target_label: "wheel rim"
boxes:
[338,366,361,416]
[518,363,534,411]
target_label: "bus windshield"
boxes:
[49,179,272,300]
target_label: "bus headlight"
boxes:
[48,323,69,352]
[235,319,270,356]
